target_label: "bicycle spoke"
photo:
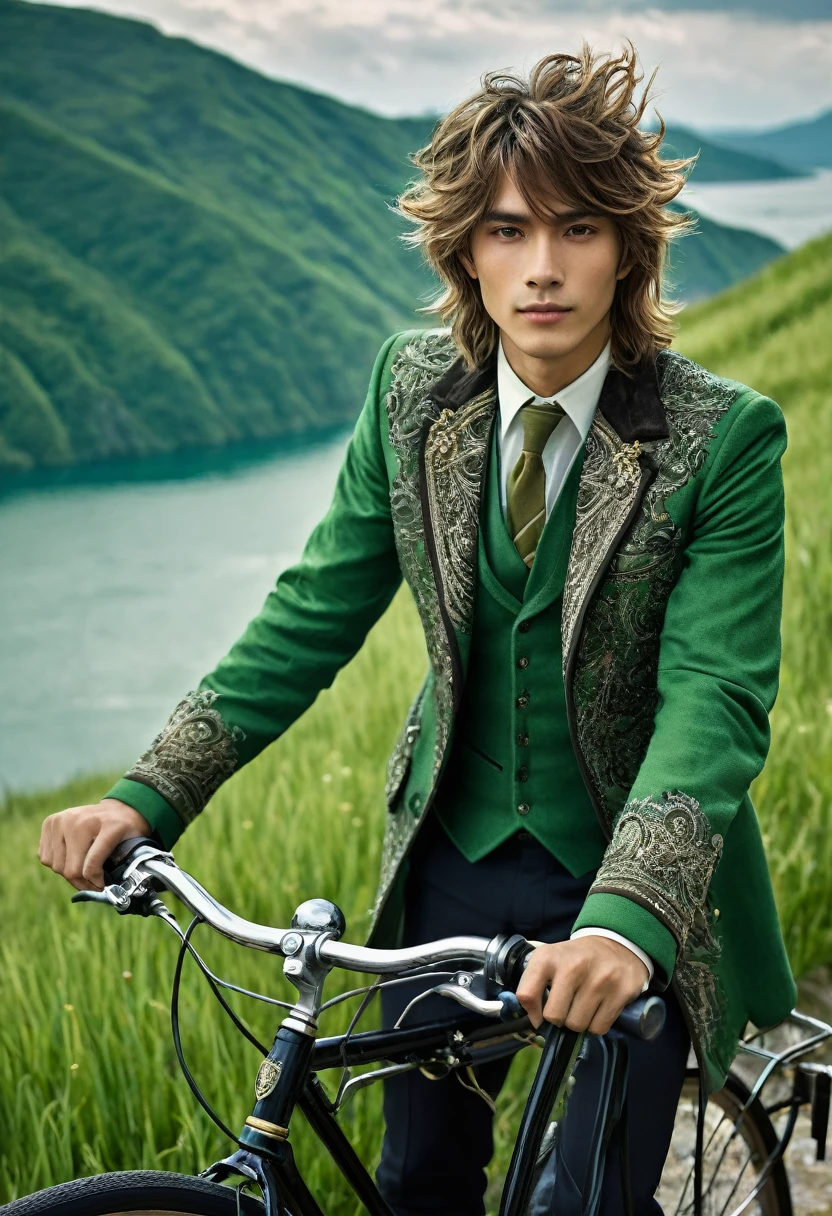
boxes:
[713,1142,755,1215]
[659,1079,783,1216]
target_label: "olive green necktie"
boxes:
[506,398,566,568]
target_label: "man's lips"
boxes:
[518,304,573,322]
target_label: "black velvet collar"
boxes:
[427,342,669,443]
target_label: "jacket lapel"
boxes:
[561,355,669,670]
[420,348,499,648]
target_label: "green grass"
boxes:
[2,231,831,1206]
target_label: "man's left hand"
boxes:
[515,937,649,1035]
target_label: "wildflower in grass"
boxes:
[322,773,332,783]
[341,766,352,776]
[122,971,132,980]
[242,819,254,830]
[70,1063,79,1071]
[63,1003,73,1012]
[339,802,353,813]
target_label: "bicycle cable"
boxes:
[171,916,244,1144]
[319,969,458,1012]
[165,913,271,1056]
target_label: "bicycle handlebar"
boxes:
[74,838,666,1041]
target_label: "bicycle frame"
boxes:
[78,840,832,1216]
[203,1010,567,1216]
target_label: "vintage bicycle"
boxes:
[4,838,831,1216]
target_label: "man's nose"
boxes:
[525,237,565,287]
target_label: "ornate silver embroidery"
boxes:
[125,689,244,826]
[561,414,648,667]
[386,330,458,788]
[371,331,461,928]
[562,350,740,1058]
[643,349,739,524]
[590,789,725,1051]
[591,790,723,949]
[384,677,428,807]
[565,350,738,817]
[424,387,497,631]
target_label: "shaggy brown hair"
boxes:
[395,40,698,375]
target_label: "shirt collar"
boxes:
[497,335,613,444]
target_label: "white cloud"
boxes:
[31,0,832,129]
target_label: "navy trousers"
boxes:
[375,815,690,1216]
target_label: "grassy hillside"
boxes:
[1,229,831,1204]
[0,0,786,474]
[0,0,436,473]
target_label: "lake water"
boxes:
[680,168,832,250]
[0,433,351,794]
[3,171,829,797]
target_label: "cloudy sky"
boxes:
[32,0,832,130]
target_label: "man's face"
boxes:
[461,170,630,366]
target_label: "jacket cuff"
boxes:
[103,777,184,851]
[572,892,677,988]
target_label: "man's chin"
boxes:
[501,325,586,363]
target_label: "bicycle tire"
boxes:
[0,1171,266,1216]
[658,1067,792,1216]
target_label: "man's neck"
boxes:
[500,320,611,397]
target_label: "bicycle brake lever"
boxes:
[71,889,115,906]
[396,978,530,1027]
[71,880,162,917]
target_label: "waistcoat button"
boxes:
[517,656,529,669]
[518,620,531,633]
[517,733,529,747]
[517,766,529,782]
[516,802,530,816]
[515,691,530,709]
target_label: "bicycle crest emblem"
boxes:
[254,1058,282,1101]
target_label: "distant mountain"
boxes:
[703,109,832,172]
[0,0,789,473]
[659,122,804,181]
[665,202,785,304]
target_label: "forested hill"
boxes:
[0,0,785,473]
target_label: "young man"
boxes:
[40,41,796,1214]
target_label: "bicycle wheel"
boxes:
[0,1171,266,1215]
[657,1068,792,1216]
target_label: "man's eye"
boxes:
[495,226,521,238]
[568,225,594,237]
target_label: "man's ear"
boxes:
[616,262,633,281]
[459,248,478,280]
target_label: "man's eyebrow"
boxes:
[482,208,600,224]
[482,209,531,224]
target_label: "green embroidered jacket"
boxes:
[106,328,797,1092]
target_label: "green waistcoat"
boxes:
[435,425,607,874]
[435,428,603,875]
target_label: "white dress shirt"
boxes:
[497,335,612,514]
[496,334,653,991]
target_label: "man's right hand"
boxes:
[38,799,153,892]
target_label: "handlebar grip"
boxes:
[496,991,666,1040]
[613,993,666,1041]
[103,836,161,884]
